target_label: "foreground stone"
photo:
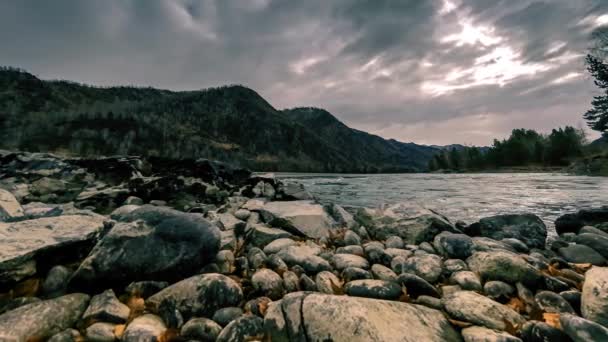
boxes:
[560,313,608,342]
[0,293,90,341]
[264,292,461,341]
[122,314,167,342]
[582,266,608,328]
[555,206,608,235]
[0,214,106,287]
[442,291,525,331]
[70,206,220,289]
[259,200,335,239]
[0,189,23,221]
[467,250,541,287]
[466,214,547,249]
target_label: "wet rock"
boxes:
[332,253,369,271]
[217,315,265,342]
[181,317,222,341]
[0,293,90,341]
[262,238,297,254]
[385,236,405,249]
[534,290,575,314]
[560,313,608,342]
[433,232,474,259]
[467,250,542,287]
[125,281,169,299]
[0,214,105,287]
[520,321,572,342]
[442,291,525,331]
[122,314,167,342]
[147,273,243,320]
[558,244,606,265]
[259,200,335,239]
[466,214,547,249]
[483,281,514,303]
[450,271,482,292]
[371,264,398,281]
[315,271,342,294]
[401,253,443,283]
[213,307,244,327]
[0,189,23,221]
[341,267,372,282]
[85,322,116,342]
[252,269,283,300]
[397,273,440,298]
[276,245,331,273]
[344,279,402,300]
[461,326,521,342]
[83,289,130,324]
[555,206,608,235]
[574,233,608,258]
[264,292,461,341]
[48,329,82,342]
[582,266,608,327]
[42,265,71,298]
[70,206,221,290]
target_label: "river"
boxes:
[275,172,608,236]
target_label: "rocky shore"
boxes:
[1,150,608,341]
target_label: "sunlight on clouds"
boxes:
[551,72,582,85]
[290,56,324,75]
[597,14,608,27]
[439,0,458,15]
[546,41,567,55]
[442,20,502,47]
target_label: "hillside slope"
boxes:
[0,67,438,172]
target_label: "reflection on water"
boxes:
[275,172,608,236]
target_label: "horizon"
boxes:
[1,1,607,145]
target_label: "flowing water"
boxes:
[275,173,608,236]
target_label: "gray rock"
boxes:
[444,259,468,274]
[82,289,130,324]
[276,245,331,273]
[461,326,522,342]
[371,264,398,281]
[327,204,357,229]
[282,271,300,293]
[264,292,461,341]
[0,296,41,315]
[442,291,525,331]
[484,281,515,302]
[267,254,288,274]
[0,293,90,341]
[467,214,547,249]
[85,322,116,342]
[300,274,317,291]
[520,321,572,342]
[181,317,222,341]
[501,238,530,253]
[42,265,72,298]
[344,279,402,300]
[259,200,335,239]
[450,271,482,292]
[574,233,608,258]
[433,232,474,259]
[341,267,372,282]
[124,196,144,205]
[247,224,295,250]
[262,237,298,254]
[0,214,105,286]
[122,314,166,342]
[252,269,284,299]
[471,237,516,252]
[397,273,440,298]
[401,253,443,283]
[47,329,82,342]
[558,244,606,265]
[343,230,361,245]
[534,290,575,314]
[212,307,244,327]
[582,266,608,328]
[560,313,608,342]
[315,271,342,294]
[147,273,243,320]
[336,245,365,256]
[561,290,582,315]
[125,281,169,299]
[332,253,369,271]
[384,248,412,259]
[70,206,221,290]
[234,209,251,221]
[385,236,405,249]
[419,242,436,254]
[0,189,23,221]
[279,182,314,200]
[217,315,265,342]
[467,250,542,287]
[415,295,443,310]
[580,226,608,239]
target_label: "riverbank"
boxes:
[1,151,608,341]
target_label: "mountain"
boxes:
[0,66,439,172]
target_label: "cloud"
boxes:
[0,0,605,145]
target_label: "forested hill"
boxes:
[0,67,439,172]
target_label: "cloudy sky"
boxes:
[1,0,608,145]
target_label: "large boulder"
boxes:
[555,206,608,235]
[0,293,90,341]
[0,214,106,288]
[0,189,23,221]
[442,291,526,331]
[264,292,461,341]
[147,273,243,320]
[70,206,220,290]
[466,214,547,249]
[557,244,606,265]
[582,267,608,328]
[467,250,542,287]
[356,204,457,244]
[258,200,335,239]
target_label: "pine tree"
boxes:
[584,55,608,137]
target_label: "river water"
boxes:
[275,173,608,236]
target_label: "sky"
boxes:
[1,0,608,145]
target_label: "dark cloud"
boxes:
[0,0,605,144]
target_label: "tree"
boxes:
[585,27,608,137]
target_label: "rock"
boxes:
[534,290,575,314]
[332,253,369,271]
[483,281,514,302]
[471,237,516,252]
[259,200,335,239]
[247,248,267,270]
[181,317,222,341]
[0,189,23,221]
[441,285,463,296]
[315,271,343,294]
[122,314,167,342]
[252,269,284,300]
[30,177,66,197]
[262,237,297,254]
[385,236,404,249]
[42,265,72,298]
[555,206,608,235]
[70,206,221,289]
[0,293,90,341]
[414,295,443,310]
[343,230,361,245]
[124,196,144,205]
[48,329,82,342]
[560,313,608,342]
[501,238,530,253]
[371,264,398,281]
[336,245,365,256]
[276,245,331,274]
[574,233,608,258]
[125,281,169,299]
[433,232,474,259]
[401,254,443,283]
[146,274,242,320]
[442,291,525,331]
[450,271,482,292]
[282,271,300,293]
[0,214,105,287]
[341,267,372,282]
[582,266,608,328]
[520,321,572,342]
[444,259,468,274]
[85,322,117,342]
[467,250,542,287]
[300,274,317,291]
[561,290,582,314]
[0,297,41,315]
[384,248,412,259]
[216,250,235,274]
[344,279,402,300]
[359,204,457,244]
[466,214,547,249]
[581,225,608,238]
[213,307,244,327]
[461,326,521,342]
[267,254,288,274]
[264,292,461,341]
[558,244,606,265]
[327,204,357,229]
[397,273,440,298]
[82,289,130,324]
[217,315,265,342]
[245,224,293,249]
